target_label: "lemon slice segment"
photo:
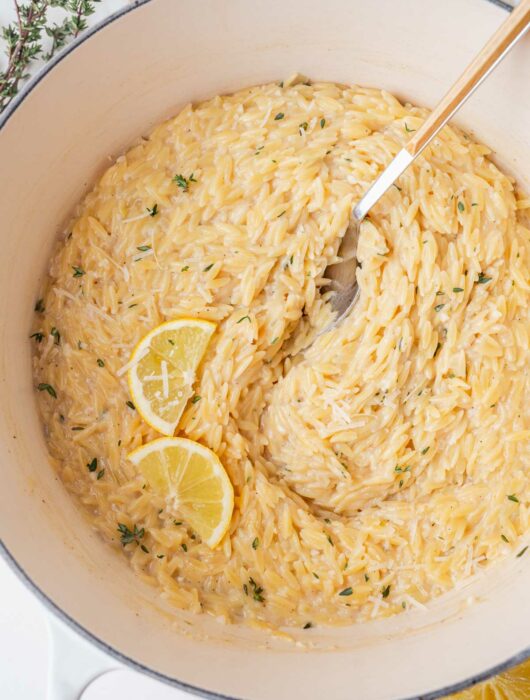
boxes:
[449,657,530,699]
[128,437,234,548]
[127,318,215,436]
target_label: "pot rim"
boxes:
[0,1,527,698]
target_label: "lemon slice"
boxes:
[128,437,234,547]
[127,318,215,436]
[448,657,530,699]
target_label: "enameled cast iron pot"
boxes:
[0,1,528,698]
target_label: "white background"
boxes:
[0,6,193,699]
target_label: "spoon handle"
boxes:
[406,0,530,158]
[352,0,530,222]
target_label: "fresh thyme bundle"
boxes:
[0,0,101,113]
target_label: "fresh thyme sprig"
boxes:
[0,1,101,113]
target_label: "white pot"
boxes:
[0,1,528,698]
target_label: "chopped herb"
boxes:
[312,572,319,579]
[436,291,444,296]
[77,341,83,350]
[434,342,442,357]
[278,81,283,88]
[364,574,370,582]
[140,544,149,553]
[173,173,197,191]
[71,426,84,431]
[243,583,248,595]
[118,440,122,446]
[274,112,284,120]
[507,494,519,503]
[471,202,478,207]
[146,204,158,217]
[50,327,60,344]
[137,245,151,252]
[270,337,279,345]
[395,465,411,473]
[320,118,326,128]
[249,577,265,602]
[392,184,402,192]
[174,521,183,526]
[72,266,85,278]
[299,121,308,132]
[87,458,98,473]
[402,601,406,609]
[277,210,286,218]
[128,303,138,309]
[204,263,214,271]
[30,332,44,343]
[34,299,45,313]
[181,265,189,272]
[181,543,188,552]
[117,523,145,546]
[126,400,135,410]
[97,469,105,480]
[434,303,445,312]
[324,518,331,524]
[38,383,56,398]
[404,123,415,133]
[381,584,391,599]
[457,201,465,212]
[476,272,492,285]
[421,446,430,455]
[339,587,353,596]
[157,554,165,559]
[399,479,404,488]
[453,287,464,293]
[326,534,334,546]
[237,315,251,324]
[191,395,201,404]
[168,339,175,345]
[303,622,313,629]
[97,358,105,367]
[516,546,528,558]
[252,537,259,550]
[501,534,509,543]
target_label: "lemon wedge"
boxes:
[127,318,215,436]
[128,437,234,548]
[448,657,530,699]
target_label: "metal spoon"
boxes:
[324,0,530,327]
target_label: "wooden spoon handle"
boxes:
[406,0,530,158]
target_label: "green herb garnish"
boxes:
[173,173,196,191]
[274,112,284,120]
[96,469,105,480]
[299,121,308,132]
[381,584,391,599]
[97,358,105,367]
[191,395,201,404]
[501,534,509,543]
[126,400,135,410]
[421,446,430,455]
[237,315,250,324]
[434,303,445,312]
[72,266,85,277]
[339,587,353,596]
[137,245,151,252]
[516,546,528,558]
[303,622,312,629]
[249,577,265,602]
[38,383,56,398]
[181,265,189,271]
[453,287,464,293]
[181,543,188,552]
[507,494,519,503]
[320,118,325,128]
[476,272,492,285]
[252,537,259,550]
[117,523,145,546]
[146,204,158,217]
[404,123,415,133]
[204,263,214,271]
[34,299,45,313]
[457,201,465,212]
[30,332,44,343]
[87,458,97,473]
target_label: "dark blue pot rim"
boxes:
[0,1,527,698]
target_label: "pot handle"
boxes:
[47,616,120,699]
